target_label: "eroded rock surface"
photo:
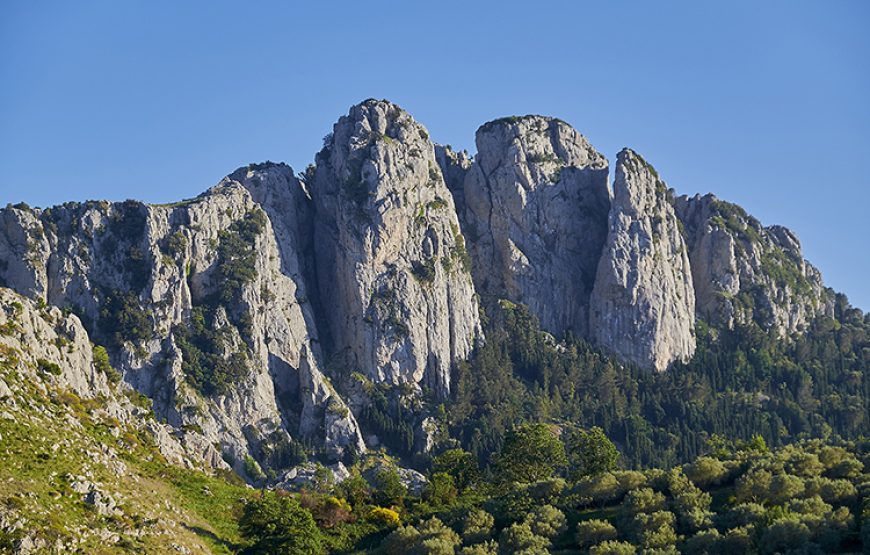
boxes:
[590,149,696,371]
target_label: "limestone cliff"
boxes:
[0,168,365,479]
[674,193,833,335]
[0,98,845,475]
[449,116,610,339]
[309,99,480,400]
[590,149,696,371]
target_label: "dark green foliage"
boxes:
[239,492,323,554]
[105,200,151,292]
[216,209,266,304]
[494,423,567,484]
[432,449,481,491]
[37,358,61,376]
[411,259,437,284]
[449,298,869,469]
[92,345,121,383]
[174,306,249,397]
[360,385,415,456]
[568,426,620,479]
[162,230,187,259]
[98,289,152,350]
[372,468,407,507]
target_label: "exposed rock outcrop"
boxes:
[0,167,365,477]
[590,149,696,371]
[452,116,610,338]
[674,193,832,334]
[310,99,480,399]
[0,98,844,477]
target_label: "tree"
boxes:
[621,488,666,519]
[462,509,495,545]
[568,426,619,479]
[575,472,623,507]
[734,469,773,503]
[494,423,567,484]
[766,473,805,505]
[382,518,461,555]
[576,519,618,549]
[759,520,811,554]
[459,540,498,554]
[432,448,481,490]
[630,510,677,550]
[589,540,637,555]
[683,456,728,487]
[424,472,458,507]
[498,522,550,554]
[373,467,407,507]
[523,504,566,539]
[239,492,323,555]
[667,468,713,533]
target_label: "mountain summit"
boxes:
[0,99,841,479]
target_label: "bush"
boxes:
[373,468,407,507]
[92,345,121,383]
[367,506,401,527]
[683,456,728,487]
[239,492,323,554]
[523,504,566,539]
[576,519,618,549]
[498,522,550,554]
[494,423,567,484]
[424,472,458,506]
[37,358,61,376]
[589,539,637,555]
[462,508,494,544]
[174,306,250,397]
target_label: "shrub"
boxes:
[37,358,61,376]
[462,508,494,544]
[683,456,728,487]
[411,259,437,284]
[92,345,121,383]
[239,492,323,554]
[373,468,407,507]
[523,504,566,538]
[367,506,401,527]
[589,540,637,555]
[576,519,618,549]
[498,522,549,554]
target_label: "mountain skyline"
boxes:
[3,2,868,310]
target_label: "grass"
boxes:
[0,359,253,553]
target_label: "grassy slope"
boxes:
[0,354,252,553]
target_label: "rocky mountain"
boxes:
[589,148,696,371]
[0,98,837,482]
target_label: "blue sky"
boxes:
[2,1,868,309]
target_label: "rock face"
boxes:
[0,287,190,466]
[0,167,365,478]
[590,149,696,371]
[0,98,842,475]
[674,193,832,334]
[450,116,610,338]
[310,99,480,399]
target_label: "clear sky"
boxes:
[2,1,868,309]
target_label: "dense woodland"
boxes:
[443,297,868,470]
[225,295,869,554]
[236,431,868,554]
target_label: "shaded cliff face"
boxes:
[674,193,833,335]
[450,116,610,339]
[310,99,480,399]
[0,166,365,478]
[590,149,696,371]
